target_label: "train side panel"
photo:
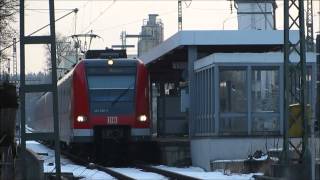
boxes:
[33,92,53,132]
[132,61,150,136]
[58,72,73,144]
[71,62,91,142]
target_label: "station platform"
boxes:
[152,136,191,167]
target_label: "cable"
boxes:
[25,8,75,11]
[79,1,90,34]
[0,8,78,54]
[184,0,192,8]
[94,9,177,32]
[24,0,294,1]
[81,1,116,33]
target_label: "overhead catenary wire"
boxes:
[81,0,116,33]
[0,8,78,54]
[79,1,90,34]
[23,0,290,1]
[94,8,178,32]
[25,8,75,11]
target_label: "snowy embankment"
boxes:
[155,165,262,180]
[109,168,167,180]
[26,141,167,180]
[26,141,114,180]
[26,141,262,180]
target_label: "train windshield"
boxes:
[87,68,136,115]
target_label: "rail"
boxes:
[135,164,202,180]
[60,149,135,180]
[49,144,201,180]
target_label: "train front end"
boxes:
[72,59,150,143]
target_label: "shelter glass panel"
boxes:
[252,115,279,133]
[219,69,247,113]
[219,68,247,134]
[193,67,214,136]
[220,116,247,134]
[251,68,279,112]
[288,65,312,104]
[251,67,280,134]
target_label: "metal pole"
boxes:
[49,0,61,178]
[19,0,27,178]
[178,0,182,31]
[298,0,312,175]
[282,0,290,165]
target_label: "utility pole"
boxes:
[178,0,182,31]
[20,0,61,179]
[306,0,314,52]
[282,0,312,179]
[12,38,17,83]
[178,0,192,31]
[111,30,150,50]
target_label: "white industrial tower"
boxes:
[138,14,164,57]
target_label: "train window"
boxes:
[86,67,136,75]
[87,75,136,115]
[87,75,135,90]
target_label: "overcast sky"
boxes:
[12,0,320,73]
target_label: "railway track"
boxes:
[92,164,202,180]
[135,164,202,180]
[26,138,198,180]
[61,148,201,180]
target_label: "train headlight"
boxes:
[138,115,147,122]
[108,59,114,65]
[77,115,87,123]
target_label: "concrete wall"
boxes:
[15,148,44,180]
[191,137,320,171]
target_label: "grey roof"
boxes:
[139,30,299,65]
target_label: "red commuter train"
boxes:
[33,50,150,149]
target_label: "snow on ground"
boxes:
[155,165,262,180]
[26,141,263,180]
[110,167,167,180]
[213,154,269,162]
[26,141,114,180]
[253,155,268,161]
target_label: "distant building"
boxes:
[138,14,164,57]
[235,0,277,30]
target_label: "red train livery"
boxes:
[33,57,150,145]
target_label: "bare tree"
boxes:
[45,33,76,66]
[45,33,76,78]
[0,0,18,60]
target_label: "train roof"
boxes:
[81,58,142,67]
[85,49,127,59]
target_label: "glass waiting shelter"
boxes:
[191,52,317,137]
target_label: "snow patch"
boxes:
[110,167,167,180]
[26,141,114,180]
[155,165,262,180]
